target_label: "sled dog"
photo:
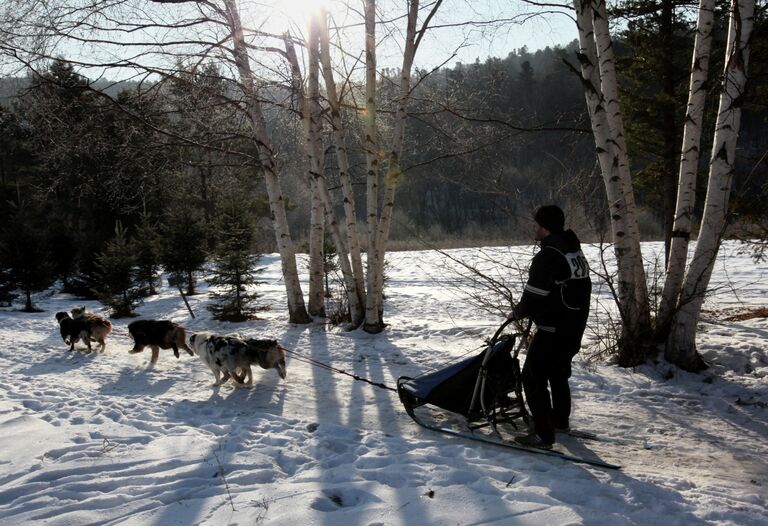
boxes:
[190,332,287,386]
[128,319,194,364]
[55,310,112,352]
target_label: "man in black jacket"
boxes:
[508,205,591,449]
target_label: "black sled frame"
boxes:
[397,319,531,435]
[397,320,622,470]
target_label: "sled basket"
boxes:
[397,319,529,430]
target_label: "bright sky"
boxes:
[1,0,577,81]
[250,0,577,71]
[410,1,577,67]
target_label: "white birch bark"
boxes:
[363,0,382,331]
[284,23,364,322]
[306,17,363,323]
[318,11,367,323]
[666,0,755,370]
[591,0,651,332]
[357,0,441,331]
[573,0,643,361]
[657,0,716,333]
[223,0,310,323]
[302,30,326,317]
[367,0,420,331]
[308,179,326,316]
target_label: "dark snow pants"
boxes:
[521,330,579,444]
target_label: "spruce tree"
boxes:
[133,213,161,296]
[0,264,15,307]
[207,203,267,322]
[159,205,208,295]
[0,202,55,312]
[322,233,340,299]
[93,221,141,317]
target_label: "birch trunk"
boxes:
[223,0,310,323]
[306,17,363,323]
[302,30,326,317]
[666,0,755,371]
[363,0,382,331]
[285,22,363,323]
[591,0,651,336]
[657,0,716,334]
[361,0,441,332]
[308,182,326,316]
[318,11,366,323]
[573,0,645,364]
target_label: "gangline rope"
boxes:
[281,347,398,392]
[280,320,529,393]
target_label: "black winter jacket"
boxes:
[513,230,591,348]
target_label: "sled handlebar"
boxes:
[490,318,514,345]
[490,318,532,346]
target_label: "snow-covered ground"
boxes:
[0,240,766,525]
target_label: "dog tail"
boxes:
[276,344,288,379]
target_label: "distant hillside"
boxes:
[0,76,140,107]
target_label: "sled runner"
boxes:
[397,319,621,470]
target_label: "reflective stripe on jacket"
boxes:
[514,229,591,346]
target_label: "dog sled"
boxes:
[397,319,621,469]
[397,318,530,435]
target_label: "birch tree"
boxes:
[657,0,716,335]
[218,0,311,323]
[665,0,756,370]
[283,19,365,324]
[572,0,756,369]
[284,31,326,317]
[571,0,652,364]
[363,0,443,332]
[318,8,367,323]
[363,0,382,330]
[297,0,442,331]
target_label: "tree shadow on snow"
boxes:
[271,323,423,436]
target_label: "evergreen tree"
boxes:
[207,202,267,322]
[93,221,141,317]
[322,232,340,299]
[133,212,161,296]
[611,0,703,255]
[0,263,16,307]
[159,204,208,295]
[45,210,79,291]
[0,202,55,312]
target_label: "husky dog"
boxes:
[190,332,287,386]
[55,310,112,353]
[128,320,194,365]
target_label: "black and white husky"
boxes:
[189,332,287,386]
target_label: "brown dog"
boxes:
[127,319,193,364]
[66,307,112,352]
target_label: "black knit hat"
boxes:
[534,205,565,233]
